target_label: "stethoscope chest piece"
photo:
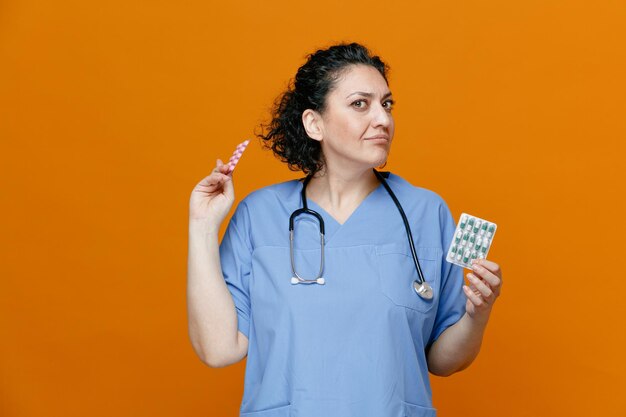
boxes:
[413,280,434,300]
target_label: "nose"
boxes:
[371,102,393,129]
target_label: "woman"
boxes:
[187,43,502,417]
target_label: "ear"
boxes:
[302,109,323,142]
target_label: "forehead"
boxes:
[330,64,389,96]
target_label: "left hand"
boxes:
[463,259,503,320]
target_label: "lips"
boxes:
[365,135,389,141]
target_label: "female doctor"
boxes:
[187,43,503,417]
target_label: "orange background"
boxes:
[1,1,625,416]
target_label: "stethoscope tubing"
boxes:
[372,169,427,286]
[289,168,428,290]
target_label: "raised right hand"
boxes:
[189,159,235,227]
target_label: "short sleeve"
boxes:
[427,201,466,348]
[219,200,253,339]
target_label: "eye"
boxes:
[383,99,395,111]
[351,99,367,109]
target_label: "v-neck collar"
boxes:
[299,180,385,245]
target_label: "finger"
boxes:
[221,167,235,198]
[467,273,494,300]
[199,173,231,189]
[473,259,502,278]
[463,285,485,307]
[222,160,234,176]
[213,158,230,173]
[471,262,501,289]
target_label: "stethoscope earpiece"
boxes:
[290,276,326,285]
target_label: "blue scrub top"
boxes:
[219,172,466,417]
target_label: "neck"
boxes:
[306,166,381,212]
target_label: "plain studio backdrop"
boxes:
[1,1,624,416]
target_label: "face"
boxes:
[307,64,395,173]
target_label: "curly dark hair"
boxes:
[256,42,390,175]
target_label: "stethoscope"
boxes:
[288,168,434,300]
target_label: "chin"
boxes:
[373,151,389,168]
[369,158,388,170]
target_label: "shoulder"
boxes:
[231,178,301,223]
[227,179,301,247]
[384,171,457,248]
[239,178,301,207]
[384,171,449,209]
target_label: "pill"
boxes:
[471,251,478,260]
[451,245,458,254]
[469,234,476,244]
[473,220,481,233]
[455,230,462,243]
[460,215,468,228]
[462,249,471,263]
[462,231,469,242]
[468,218,475,228]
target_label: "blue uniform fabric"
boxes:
[219,172,466,417]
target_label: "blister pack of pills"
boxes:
[446,213,497,268]
[226,139,250,174]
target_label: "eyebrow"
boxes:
[346,91,393,99]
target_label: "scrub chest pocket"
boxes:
[375,242,441,313]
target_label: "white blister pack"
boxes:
[446,213,497,268]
